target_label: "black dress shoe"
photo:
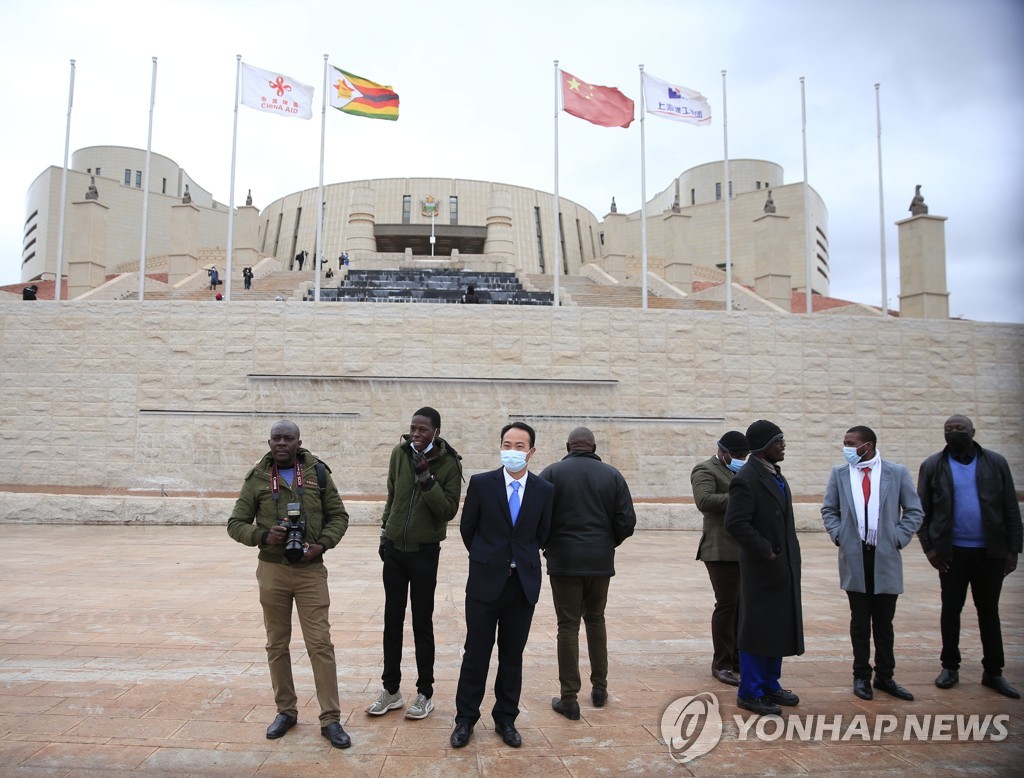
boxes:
[982,672,1021,699]
[591,688,607,707]
[853,678,873,700]
[736,695,781,716]
[712,669,740,687]
[767,688,799,706]
[266,713,297,739]
[873,678,914,701]
[935,668,959,689]
[552,696,581,720]
[495,721,522,748]
[450,722,473,748]
[320,722,351,749]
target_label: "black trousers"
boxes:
[704,561,740,672]
[940,545,1006,674]
[846,544,898,680]
[381,541,440,698]
[455,569,535,727]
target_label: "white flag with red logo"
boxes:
[240,63,314,119]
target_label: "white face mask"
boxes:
[843,444,866,466]
[500,449,528,472]
[726,457,745,473]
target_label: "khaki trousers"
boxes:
[256,559,340,725]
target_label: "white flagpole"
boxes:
[138,57,157,302]
[801,76,811,314]
[639,65,648,310]
[55,59,75,304]
[875,83,887,317]
[314,54,328,304]
[552,60,560,307]
[722,69,732,313]
[226,55,241,301]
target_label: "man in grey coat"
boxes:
[821,425,924,701]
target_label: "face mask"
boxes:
[726,458,744,473]
[842,446,865,466]
[501,449,528,472]
[945,431,972,450]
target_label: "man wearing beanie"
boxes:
[725,420,804,716]
[691,430,750,687]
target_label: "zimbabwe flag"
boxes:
[329,66,399,120]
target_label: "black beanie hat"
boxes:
[746,419,784,453]
[718,431,750,457]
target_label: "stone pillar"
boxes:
[168,202,200,286]
[753,212,792,312]
[484,186,514,266]
[661,211,693,293]
[233,205,260,271]
[600,211,628,280]
[347,185,377,258]
[897,213,949,319]
[67,198,109,299]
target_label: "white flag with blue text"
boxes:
[642,73,711,126]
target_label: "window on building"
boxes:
[599,231,605,246]
[558,214,567,274]
[402,195,411,224]
[756,181,761,190]
[95,167,101,177]
[534,206,545,272]
[449,195,458,225]
[124,169,131,185]
[162,178,167,194]
[135,170,142,188]
[715,182,721,201]
[690,188,696,205]
[729,181,733,198]
[576,219,585,261]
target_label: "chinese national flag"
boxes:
[561,70,634,128]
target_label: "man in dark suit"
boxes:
[725,420,804,717]
[450,421,554,749]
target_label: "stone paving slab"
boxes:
[0,524,1019,776]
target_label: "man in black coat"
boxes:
[539,427,636,719]
[725,420,804,717]
[450,422,553,749]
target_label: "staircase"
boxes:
[525,274,703,310]
[144,269,313,301]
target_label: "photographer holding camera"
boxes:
[227,420,352,748]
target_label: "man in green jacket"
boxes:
[227,420,352,748]
[366,407,463,720]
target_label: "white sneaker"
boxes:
[405,693,434,719]
[366,688,404,715]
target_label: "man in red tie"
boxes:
[821,426,924,701]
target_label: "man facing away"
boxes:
[725,419,804,717]
[917,414,1022,698]
[821,425,923,701]
[539,427,636,719]
[226,420,352,748]
[367,407,463,720]
[691,430,750,687]
[450,422,553,749]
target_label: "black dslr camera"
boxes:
[281,502,307,564]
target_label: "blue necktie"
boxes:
[509,481,520,525]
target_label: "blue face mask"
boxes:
[501,449,528,472]
[842,445,865,466]
[726,457,745,473]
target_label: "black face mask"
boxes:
[945,431,973,451]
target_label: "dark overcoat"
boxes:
[724,459,804,657]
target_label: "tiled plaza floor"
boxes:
[0,523,1020,776]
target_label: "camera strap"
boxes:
[269,462,305,510]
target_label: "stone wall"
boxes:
[0,300,1021,506]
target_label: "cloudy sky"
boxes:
[3,0,1022,322]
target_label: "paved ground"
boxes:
[0,524,1020,776]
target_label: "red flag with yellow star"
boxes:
[561,70,634,128]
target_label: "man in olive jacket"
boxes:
[539,427,636,719]
[227,420,351,748]
[367,407,463,720]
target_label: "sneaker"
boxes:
[405,693,434,719]
[366,688,404,715]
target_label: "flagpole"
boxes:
[875,83,887,317]
[55,59,75,304]
[314,54,328,304]
[138,57,157,302]
[722,70,732,313]
[552,60,560,307]
[801,76,811,314]
[226,55,241,301]
[639,65,648,310]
